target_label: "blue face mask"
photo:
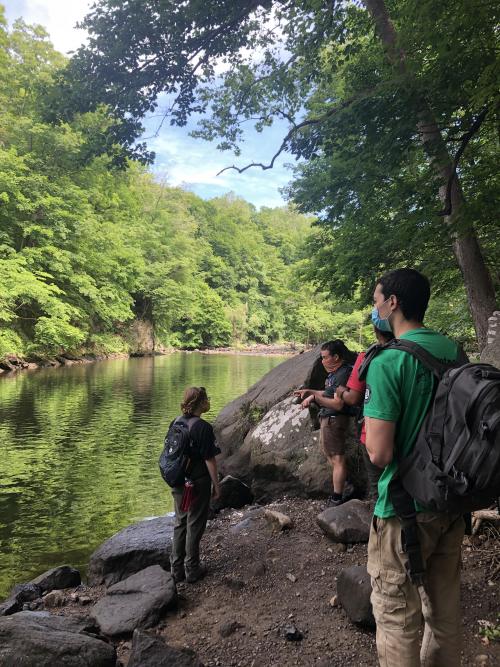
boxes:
[371,299,393,332]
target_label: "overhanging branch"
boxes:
[217,90,375,175]
[438,107,489,216]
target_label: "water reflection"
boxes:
[0,352,285,597]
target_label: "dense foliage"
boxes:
[0,10,375,361]
[61,0,499,347]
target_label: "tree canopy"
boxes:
[1,8,382,361]
[59,0,499,346]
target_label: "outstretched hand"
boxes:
[301,394,316,409]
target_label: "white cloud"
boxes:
[5,0,91,54]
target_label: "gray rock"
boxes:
[282,624,303,641]
[10,583,43,603]
[249,397,365,501]
[228,506,265,535]
[1,584,43,617]
[480,312,500,367]
[316,499,372,543]
[215,346,325,462]
[0,611,116,666]
[0,598,21,616]
[42,589,66,608]
[337,565,375,628]
[87,515,175,586]
[90,565,176,637]
[30,565,81,592]
[128,629,204,666]
[210,475,253,512]
[218,620,243,638]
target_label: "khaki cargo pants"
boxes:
[367,512,465,667]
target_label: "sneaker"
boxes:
[185,563,208,584]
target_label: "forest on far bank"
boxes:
[1,2,495,363]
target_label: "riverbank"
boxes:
[6,497,499,667]
[0,344,298,376]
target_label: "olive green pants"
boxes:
[170,475,212,576]
[367,512,465,667]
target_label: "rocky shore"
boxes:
[1,495,498,666]
[2,336,499,665]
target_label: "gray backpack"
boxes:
[359,339,500,514]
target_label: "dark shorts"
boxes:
[319,415,349,457]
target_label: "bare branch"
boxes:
[217,90,375,176]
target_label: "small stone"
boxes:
[286,573,297,583]
[42,590,66,608]
[334,543,347,553]
[474,655,489,665]
[79,596,92,605]
[219,621,243,638]
[282,624,303,641]
[329,595,338,608]
[263,509,294,531]
[69,593,79,602]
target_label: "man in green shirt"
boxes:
[364,268,464,667]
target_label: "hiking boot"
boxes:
[185,563,207,584]
[324,495,346,509]
[171,568,185,583]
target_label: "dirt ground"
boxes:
[57,497,499,667]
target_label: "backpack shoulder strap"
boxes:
[387,339,453,379]
[175,415,200,430]
[359,338,456,382]
[357,342,385,381]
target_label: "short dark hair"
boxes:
[377,268,431,322]
[321,339,357,364]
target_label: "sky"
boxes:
[4,0,294,208]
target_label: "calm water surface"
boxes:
[0,352,286,598]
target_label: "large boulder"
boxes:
[481,311,500,368]
[222,396,365,501]
[0,611,116,666]
[337,565,375,628]
[87,515,175,587]
[214,346,326,462]
[128,629,204,667]
[316,499,372,543]
[90,566,176,637]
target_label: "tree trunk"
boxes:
[363,0,497,349]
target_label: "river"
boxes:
[0,352,286,599]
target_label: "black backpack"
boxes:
[159,416,199,487]
[359,338,500,514]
